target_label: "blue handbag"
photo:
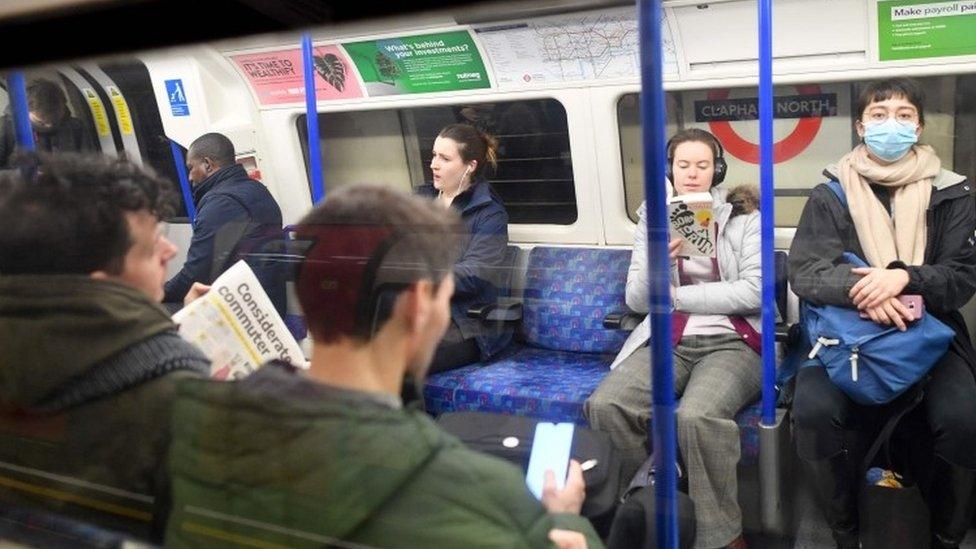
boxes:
[802,181,955,405]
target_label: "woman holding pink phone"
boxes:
[788,78,976,549]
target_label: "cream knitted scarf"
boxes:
[836,144,940,267]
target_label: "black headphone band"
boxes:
[666,131,725,161]
[355,229,404,339]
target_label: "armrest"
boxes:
[467,298,523,322]
[604,311,644,331]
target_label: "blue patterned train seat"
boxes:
[425,348,614,424]
[519,247,632,355]
[735,401,763,467]
[425,247,630,424]
[424,245,768,464]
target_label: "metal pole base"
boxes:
[759,408,795,537]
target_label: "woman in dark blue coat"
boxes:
[419,124,512,373]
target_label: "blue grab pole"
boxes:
[302,33,326,204]
[7,72,35,150]
[638,1,678,547]
[758,0,777,425]
[169,139,197,222]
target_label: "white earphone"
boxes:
[438,164,474,203]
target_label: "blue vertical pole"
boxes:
[169,139,197,222]
[758,0,777,425]
[302,33,325,204]
[7,72,35,150]
[638,1,678,547]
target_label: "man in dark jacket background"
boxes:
[0,153,210,541]
[0,78,94,167]
[163,132,285,314]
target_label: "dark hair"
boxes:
[26,78,68,123]
[666,127,728,186]
[437,123,499,178]
[188,132,236,168]
[855,78,926,126]
[295,184,462,344]
[666,127,722,160]
[0,152,176,275]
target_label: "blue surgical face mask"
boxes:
[863,118,918,162]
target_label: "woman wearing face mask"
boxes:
[418,123,512,373]
[789,78,976,549]
[587,128,762,549]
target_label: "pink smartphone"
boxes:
[897,295,925,321]
[858,295,924,321]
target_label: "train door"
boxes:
[83,60,194,275]
[2,62,194,277]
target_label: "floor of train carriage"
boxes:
[0,485,973,547]
[746,480,976,548]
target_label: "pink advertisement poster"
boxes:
[230,45,363,105]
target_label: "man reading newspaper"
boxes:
[173,260,303,380]
[0,152,210,542]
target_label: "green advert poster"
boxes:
[878,1,976,60]
[343,31,490,96]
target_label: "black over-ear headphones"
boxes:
[666,130,728,186]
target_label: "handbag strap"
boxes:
[860,386,924,475]
[825,180,848,209]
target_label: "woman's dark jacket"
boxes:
[0,113,94,167]
[788,166,976,378]
[418,180,513,359]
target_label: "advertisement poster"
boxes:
[342,31,490,96]
[230,45,363,105]
[878,0,976,60]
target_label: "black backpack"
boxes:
[608,454,697,549]
[437,411,621,534]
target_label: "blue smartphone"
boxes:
[525,422,575,500]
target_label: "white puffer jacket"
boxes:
[612,184,763,369]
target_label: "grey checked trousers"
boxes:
[584,333,761,548]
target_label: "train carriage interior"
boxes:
[0,0,975,547]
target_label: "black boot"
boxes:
[929,456,976,549]
[803,450,860,549]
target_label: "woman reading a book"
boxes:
[417,123,513,373]
[585,128,761,549]
[789,78,976,549]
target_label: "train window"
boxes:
[616,92,680,223]
[0,73,101,160]
[297,98,577,224]
[617,75,974,227]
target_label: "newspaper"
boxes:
[173,260,305,380]
[668,192,717,259]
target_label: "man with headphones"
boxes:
[0,78,94,168]
[165,185,600,549]
[585,128,763,549]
